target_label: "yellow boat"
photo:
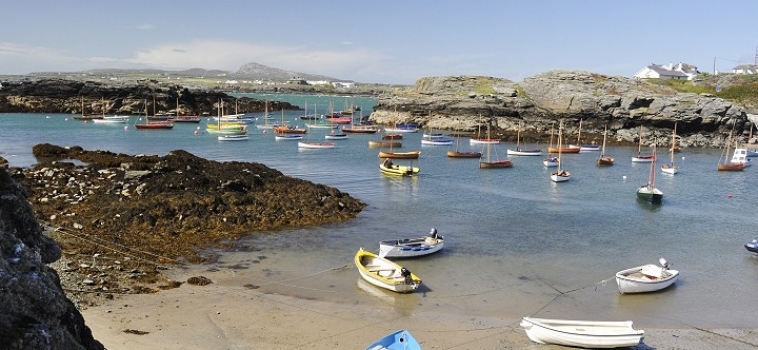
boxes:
[379,159,419,176]
[354,248,421,293]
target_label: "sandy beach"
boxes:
[81,250,758,350]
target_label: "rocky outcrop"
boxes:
[13,144,366,264]
[0,167,104,350]
[370,72,754,149]
[0,78,298,115]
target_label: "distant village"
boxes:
[634,61,757,81]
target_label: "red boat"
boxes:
[135,121,174,130]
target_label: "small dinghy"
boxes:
[379,228,444,258]
[745,238,758,254]
[520,317,644,349]
[615,258,679,294]
[355,248,421,293]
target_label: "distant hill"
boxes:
[75,63,346,82]
[233,62,345,82]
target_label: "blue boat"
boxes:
[365,329,422,350]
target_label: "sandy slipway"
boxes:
[7,144,365,305]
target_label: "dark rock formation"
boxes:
[13,144,366,264]
[0,167,104,350]
[0,78,298,115]
[370,72,755,149]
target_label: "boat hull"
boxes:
[548,147,580,154]
[365,329,422,350]
[717,163,746,171]
[550,171,571,182]
[597,157,615,166]
[520,317,644,349]
[661,164,679,174]
[379,234,444,258]
[218,134,249,141]
[631,155,655,163]
[745,238,758,254]
[507,149,542,156]
[615,264,679,294]
[274,134,303,141]
[479,160,512,169]
[298,141,335,149]
[354,249,421,293]
[446,151,481,158]
[636,187,663,203]
[324,134,348,140]
[369,140,402,148]
[379,151,420,159]
[470,138,499,145]
[379,162,419,176]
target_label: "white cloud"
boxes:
[136,24,154,30]
[341,41,353,45]
[127,40,385,78]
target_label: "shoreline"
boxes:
[81,252,758,350]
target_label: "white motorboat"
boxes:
[92,115,130,124]
[731,148,753,167]
[520,317,644,349]
[354,248,421,293]
[298,141,335,149]
[616,258,679,294]
[378,228,444,258]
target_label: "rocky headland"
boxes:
[3,144,365,310]
[0,78,299,115]
[369,72,758,149]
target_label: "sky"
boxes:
[1,0,757,85]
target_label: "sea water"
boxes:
[1,94,757,329]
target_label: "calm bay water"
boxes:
[2,93,757,329]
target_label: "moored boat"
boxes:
[274,134,303,141]
[364,329,422,350]
[637,145,662,203]
[378,151,420,159]
[218,134,249,141]
[745,238,758,254]
[354,248,421,293]
[380,158,419,176]
[298,141,336,149]
[369,140,402,148]
[615,258,679,294]
[520,317,644,349]
[379,228,444,258]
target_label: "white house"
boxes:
[331,81,355,89]
[732,64,758,74]
[634,62,699,80]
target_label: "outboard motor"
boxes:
[429,228,438,239]
[400,267,413,285]
[659,257,670,269]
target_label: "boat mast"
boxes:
[601,124,608,157]
[557,120,563,173]
[576,119,582,145]
[670,122,677,165]
[516,120,522,151]
[637,125,643,155]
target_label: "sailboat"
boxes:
[135,97,174,130]
[547,119,580,154]
[637,144,663,203]
[479,123,512,168]
[274,108,303,140]
[550,120,570,182]
[255,100,279,129]
[631,126,654,162]
[661,122,679,174]
[342,110,378,133]
[447,121,482,158]
[73,96,104,121]
[470,116,500,145]
[206,99,245,135]
[596,124,614,166]
[379,120,420,158]
[717,125,746,171]
[507,120,542,156]
[91,97,129,124]
[569,118,600,151]
[543,122,559,167]
[172,97,201,123]
[298,108,336,149]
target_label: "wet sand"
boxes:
[82,253,758,350]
